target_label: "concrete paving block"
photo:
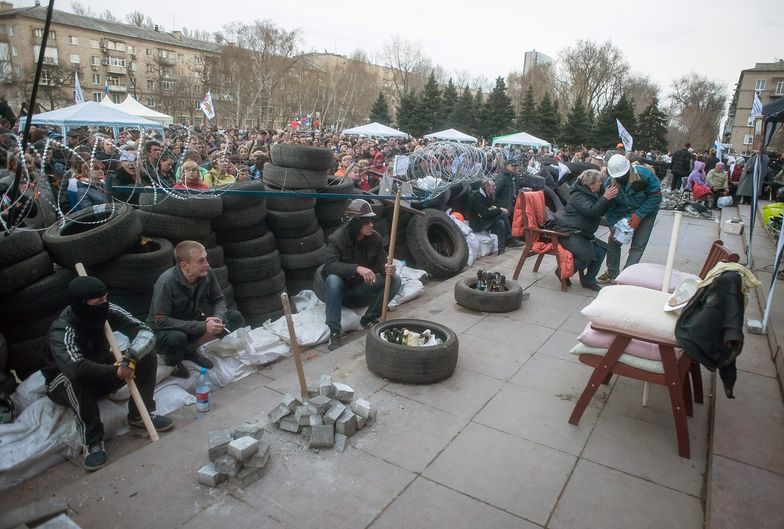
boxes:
[267,403,291,424]
[281,392,301,412]
[232,422,264,440]
[356,415,367,430]
[309,424,335,448]
[365,407,378,427]
[228,436,259,462]
[198,463,228,487]
[35,513,82,529]
[231,465,264,488]
[334,433,348,453]
[245,442,271,469]
[351,398,372,419]
[308,414,324,427]
[323,400,346,424]
[207,430,233,461]
[332,382,355,403]
[295,404,319,426]
[309,394,333,415]
[213,454,241,477]
[319,374,334,397]
[307,383,320,398]
[336,408,357,438]
[279,415,301,433]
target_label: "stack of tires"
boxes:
[0,229,71,380]
[265,144,332,295]
[135,194,226,315]
[214,181,280,327]
[315,176,354,240]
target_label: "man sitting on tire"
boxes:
[45,276,174,471]
[467,179,523,254]
[147,241,244,378]
[322,199,401,351]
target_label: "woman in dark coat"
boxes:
[555,169,618,291]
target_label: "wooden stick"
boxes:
[74,263,158,441]
[280,292,309,401]
[380,190,402,322]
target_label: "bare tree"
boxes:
[70,1,96,17]
[381,36,431,99]
[508,62,561,113]
[126,11,156,30]
[667,73,726,150]
[99,10,119,23]
[559,40,629,113]
[622,73,659,115]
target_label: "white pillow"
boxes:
[615,263,700,293]
[570,343,684,374]
[580,285,678,344]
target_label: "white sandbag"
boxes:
[10,371,46,413]
[107,362,175,402]
[475,232,498,256]
[388,278,425,310]
[153,384,196,416]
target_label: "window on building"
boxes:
[776,81,784,95]
[106,40,126,52]
[91,56,99,66]
[93,92,102,102]
[128,45,135,55]
[130,62,137,72]
[11,45,17,56]
[108,56,126,67]
[147,96,156,108]
[69,53,80,64]
[146,64,155,73]
[158,49,169,58]
[743,133,754,145]
[0,25,6,37]
[49,31,56,40]
[92,73,100,85]
[147,79,156,90]
[33,28,43,38]
[107,75,120,86]
[177,53,184,62]
[146,48,153,57]
[90,39,99,48]
[8,26,15,37]
[69,35,78,45]
[13,65,21,77]
[0,42,10,82]
[111,94,122,104]
[162,79,175,90]
[193,55,202,64]
[755,79,767,91]
[33,46,59,65]
[40,69,51,85]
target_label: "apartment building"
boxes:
[725,60,784,154]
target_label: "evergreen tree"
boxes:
[613,95,637,147]
[636,96,668,152]
[480,76,516,140]
[411,71,442,136]
[472,88,484,138]
[395,91,418,136]
[584,107,597,148]
[535,92,560,144]
[368,92,390,125]
[440,78,458,128]
[560,99,591,147]
[451,85,475,135]
[516,85,537,132]
[594,103,618,149]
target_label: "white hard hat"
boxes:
[607,154,631,178]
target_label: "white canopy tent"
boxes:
[115,95,174,127]
[29,101,163,138]
[341,122,408,138]
[492,131,551,148]
[424,128,477,142]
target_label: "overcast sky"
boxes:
[26,0,784,100]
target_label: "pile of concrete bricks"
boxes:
[267,374,376,452]
[198,421,270,488]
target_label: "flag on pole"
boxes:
[200,91,215,120]
[714,137,723,162]
[74,71,84,104]
[616,118,633,152]
[103,80,109,97]
[747,92,763,126]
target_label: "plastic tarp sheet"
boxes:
[29,101,161,129]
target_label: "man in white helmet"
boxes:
[597,154,662,283]
[321,199,401,350]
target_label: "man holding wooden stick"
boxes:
[44,276,173,471]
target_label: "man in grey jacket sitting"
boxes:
[147,240,244,378]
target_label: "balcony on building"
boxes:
[107,64,127,75]
[107,84,127,93]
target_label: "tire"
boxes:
[221,181,265,210]
[315,200,349,223]
[221,284,235,308]
[323,225,342,240]
[0,251,53,296]
[0,332,7,371]
[365,319,459,384]
[285,277,314,296]
[312,265,325,301]
[283,265,320,280]
[194,232,217,249]
[215,222,267,244]
[280,246,326,270]
[7,335,49,380]
[273,220,320,240]
[109,289,153,320]
[263,163,328,190]
[412,187,451,211]
[212,265,230,289]
[137,210,211,241]
[233,270,286,299]
[206,245,224,268]
[543,185,564,215]
[454,277,523,313]
[0,311,60,343]
[405,208,468,279]
[138,192,223,219]
[225,251,282,283]
[0,229,43,268]
[317,177,355,202]
[236,292,284,316]
[0,268,75,321]
[266,189,317,211]
[211,202,268,230]
[222,231,276,258]
[270,144,334,171]
[89,237,174,291]
[275,230,324,254]
[266,208,316,231]
[43,204,142,267]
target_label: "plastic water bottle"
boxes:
[195,368,212,413]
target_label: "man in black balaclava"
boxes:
[321,199,401,351]
[44,276,174,472]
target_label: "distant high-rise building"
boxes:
[523,49,553,76]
